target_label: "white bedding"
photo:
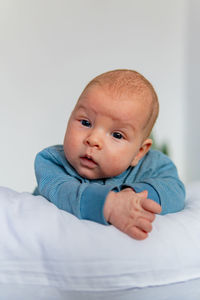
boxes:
[0,183,200,299]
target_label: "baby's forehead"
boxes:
[77,85,153,118]
[77,86,152,128]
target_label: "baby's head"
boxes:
[64,69,159,179]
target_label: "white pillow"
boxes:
[0,183,200,295]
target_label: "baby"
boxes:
[34,69,185,240]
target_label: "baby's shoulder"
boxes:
[42,144,64,155]
[147,149,169,159]
[38,144,65,162]
[142,149,174,168]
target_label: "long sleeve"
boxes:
[34,145,118,224]
[123,150,185,214]
[34,146,185,224]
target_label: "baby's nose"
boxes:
[85,131,103,149]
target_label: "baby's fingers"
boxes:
[126,226,148,240]
[142,198,162,214]
[136,218,153,233]
[136,190,148,199]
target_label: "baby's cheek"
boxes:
[65,130,78,148]
[106,156,128,177]
[64,135,76,160]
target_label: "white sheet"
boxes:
[0,183,200,299]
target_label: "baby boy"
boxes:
[34,69,185,240]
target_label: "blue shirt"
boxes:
[34,145,185,224]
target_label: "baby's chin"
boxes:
[78,172,104,180]
[77,168,107,180]
[77,168,123,180]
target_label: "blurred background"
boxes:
[0,0,199,192]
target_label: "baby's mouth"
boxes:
[80,155,98,168]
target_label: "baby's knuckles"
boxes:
[104,189,150,238]
[104,188,158,240]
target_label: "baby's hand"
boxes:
[104,188,161,240]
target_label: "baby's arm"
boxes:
[127,150,186,215]
[34,146,119,224]
[104,188,161,240]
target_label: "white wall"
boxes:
[186,0,200,183]
[0,0,188,192]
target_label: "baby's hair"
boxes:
[80,69,159,138]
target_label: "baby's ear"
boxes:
[131,139,152,167]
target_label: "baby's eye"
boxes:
[81,119,91,127]
[112,132,124,139]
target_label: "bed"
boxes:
[0,182,200,300]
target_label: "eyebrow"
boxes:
[76,103,136,132]
[76,104,88,111]
[75,104,99,117]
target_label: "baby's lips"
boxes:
[80,156,98,168]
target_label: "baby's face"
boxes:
[64,85,152,179]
